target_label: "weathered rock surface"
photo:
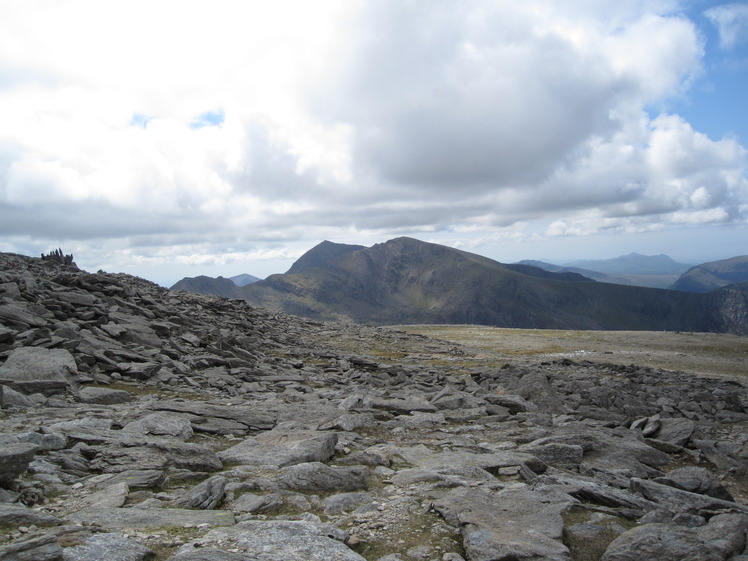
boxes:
[0,347,78,396]
[435,487,575,561]
[654,466,734,501]
[601,513,748,561]
[61,532,154,561]
[0,502,62,526]
[0,441,39,484]
[122,412,193,441]
[0,251,746,561]
[0,532,63,561]
[64,507,236,529]
[174,475,227,509]
[77,386,132,405]
[217,430,337,467]
[176,520,365,561]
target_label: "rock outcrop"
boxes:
[0,251,746,561]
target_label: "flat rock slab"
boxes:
[188,520,366,561]
[0,503,62,527]
[80,482,129,509]
[0,302,50,327]
[371,397,437,414]
[533,474,655,517]
[77,386,132,405]
[0,347,78,395]
[0,533,62,561]
[84,469,166,490]
[64,507,236,530]
[630,478,748,515]
[435,487,574,561]
[168,550,248,560]
[217,430,337,467]
[61,532,154,561]
[122,412,193,441]
[404,448,547,475]
[276,462,369,492]
[90,438,222,473]
[152,400,277,432]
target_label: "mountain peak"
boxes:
[286,240,366,275]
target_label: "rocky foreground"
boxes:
[0,252,747,561]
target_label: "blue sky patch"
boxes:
[190,110,225,129]
[130,113,151,129]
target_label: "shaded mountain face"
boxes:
[286,240,365,274]
[236,237,748,334]
[670,256,748,293]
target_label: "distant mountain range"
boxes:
[516,253,691,289]
[170,273,260,298]
[230,273,261,286]
[170,237,748,333]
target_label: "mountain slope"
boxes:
[239,237,745,333]
[670,256,748,293]
[286,240,365,274]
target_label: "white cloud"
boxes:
[705,3,748,50]
[0,0,745,282]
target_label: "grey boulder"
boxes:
[0,533,62,561]
[0,442,39,484]
[122,412,193,441]
[434,487,575,561]
[174,475,227,509]
[186,519,366,561]
[653,466,734,501]
[217,430,337,468]
[0,347,78,395]
[61,532,154,561]
[601,513,748,561]
[77,386,132,405]
[64,506,236,530]
[277,462,369,492]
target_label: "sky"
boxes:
[0,0,747,287]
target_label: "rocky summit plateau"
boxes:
[0,251,747,561]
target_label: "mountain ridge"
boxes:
[670,256,748,292]
[235,237,748,333]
